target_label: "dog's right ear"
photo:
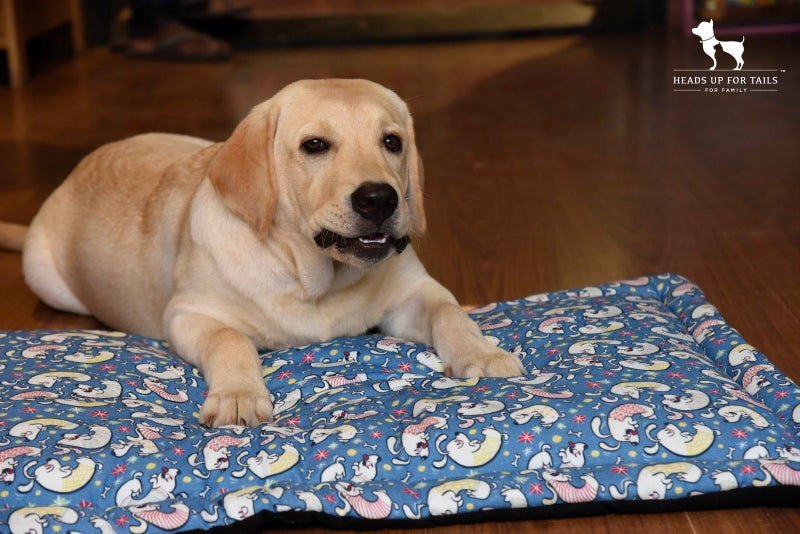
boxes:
[208,99,279,239]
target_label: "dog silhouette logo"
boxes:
[691,19,745,71]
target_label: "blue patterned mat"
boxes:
[1,273,799,533]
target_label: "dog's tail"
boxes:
[0,221,29,251]
[741,36,745,43]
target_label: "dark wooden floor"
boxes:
[1,27,799,533]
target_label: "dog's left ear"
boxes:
[208,99,279,239]
[405,114,427,236]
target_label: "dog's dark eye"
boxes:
[301,138,329,154]
[383,135,402,153]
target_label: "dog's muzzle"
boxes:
[314,182,410,262]
[314,230,410,262]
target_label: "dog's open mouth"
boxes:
[314,230,410,262]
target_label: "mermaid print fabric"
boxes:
[1,273,799,533]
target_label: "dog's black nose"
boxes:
[350,182,398,227]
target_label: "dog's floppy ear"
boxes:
[405,114,427,236]
[208,99,279,238]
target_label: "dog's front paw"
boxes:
[200,386,273,427]
[449,347,526,378]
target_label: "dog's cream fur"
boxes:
[0,79,524,427]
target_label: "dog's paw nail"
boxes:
[450,349,525,378]
[200,388,273,427]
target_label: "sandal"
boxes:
[120,21,231,61]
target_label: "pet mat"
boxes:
[1,273,799,533]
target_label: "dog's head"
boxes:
[691,19,713,39]
[208,79,426,268]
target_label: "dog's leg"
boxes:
[382,278,525,377]
[166,313,273,427]
[707,47,718,70]
[22,224,91,316]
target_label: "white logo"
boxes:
[691,19,744,71]
[672,20,785,94]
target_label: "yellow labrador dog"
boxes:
[0,79,524,427]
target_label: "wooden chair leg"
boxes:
[2,0,29,88]
[68,0,86,53]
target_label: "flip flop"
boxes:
[122,22,231,61]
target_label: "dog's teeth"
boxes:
[358,235,388,244]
